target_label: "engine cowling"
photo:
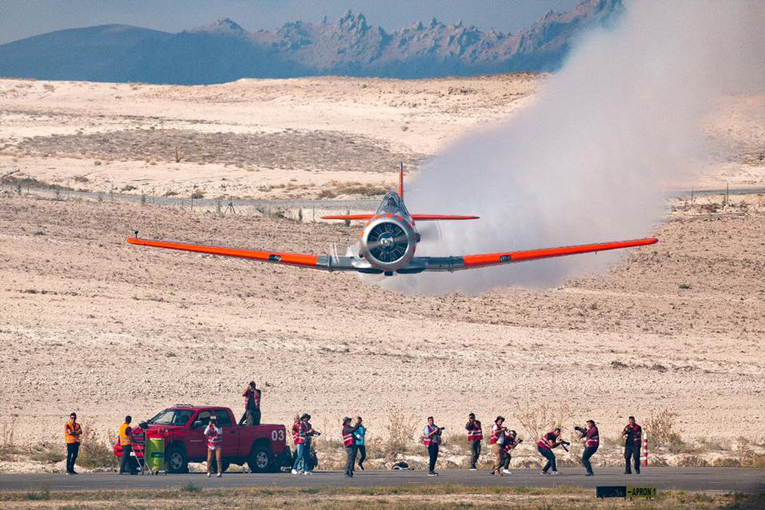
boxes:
[360,216,417,271]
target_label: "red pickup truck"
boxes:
[114,405,290,473]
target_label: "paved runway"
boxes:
[1,467,763,494]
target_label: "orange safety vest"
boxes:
[119,423,132,446]
[65,421,82,444]
[467,421,483,441]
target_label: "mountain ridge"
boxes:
[0,0,621,84]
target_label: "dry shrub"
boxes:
[713,457,741,467]
[676,455,709,467]
[646,408,679,448]
[29,443,65,464]
[77,425,117,470]
[513,401,574,441]
[382,409,419,460]
[0,416,19,459]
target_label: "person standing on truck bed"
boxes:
[342,417,362,478]
[205,415,224,478]
[239,381,262,426]
[118,416,137,475]
[64,412,82,475]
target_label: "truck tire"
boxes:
[247,444,272,473]
[166,445,188,474]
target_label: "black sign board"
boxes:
[596,486,627,498]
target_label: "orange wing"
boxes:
[461,238,658,269]
[125,237,359,271]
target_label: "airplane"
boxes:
[127,165,658,276]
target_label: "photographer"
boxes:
[291,414,306,474]
[204,415,223,478]
[537,427,565,475]
[490,416,507,476]
[239,381,261,426]
[576,420,599,476]
[342,417,362,478]
[622,416,643,474]
[465,413,483,470]
[422,417,443,477]
[501,430,522,474]
[303,414,320,475]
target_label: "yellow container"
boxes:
[145,437,165,473]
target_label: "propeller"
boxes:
[366,222,409,263]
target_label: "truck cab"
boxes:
[114,405,290,473]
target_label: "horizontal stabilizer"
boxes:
[320,214,375,221]
[411,214,480,221]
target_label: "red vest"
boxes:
[585,426,599,447]
[467,421,483,441]
[206,425,222,447]
[294,422,306,444]
[244,389,261,409]
[490,423,503,444]
[423,425,436,446]
[292,423,300,444]
[503,437,517,454]
[623,423,642,446]
[538,431,558,450]
[342,427,355,447]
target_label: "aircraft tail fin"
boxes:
[398,162,404,200]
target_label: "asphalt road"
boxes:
[1,468,763,494]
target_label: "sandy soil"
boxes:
[0,190,763,450]
[0,75,539,199]
[0,75,764,469]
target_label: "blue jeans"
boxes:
[538,446,557,473]
[293,444,305,472]
[303,441,312,472]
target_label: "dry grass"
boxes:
[0,485,762,510]
[318,180,391,198]
[76,425,118,470]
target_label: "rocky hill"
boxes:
[0,0,621,83]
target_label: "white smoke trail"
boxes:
[385,0,765,295]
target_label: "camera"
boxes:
[574,426,587,435]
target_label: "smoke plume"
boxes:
[385,0,765,295]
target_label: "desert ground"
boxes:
[1,75,764,473]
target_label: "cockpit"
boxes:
[376,192,410,217]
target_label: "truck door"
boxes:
[188,410,211,460]
[215,409,239,458]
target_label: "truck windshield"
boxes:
[148,409,194,426]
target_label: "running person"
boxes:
[465,413,483,470]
